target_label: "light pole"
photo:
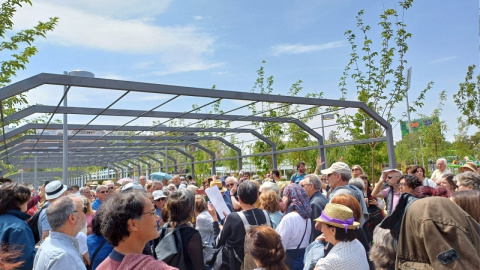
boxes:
[405,67,413,134]
[414,148,418,165]
[321,114,335,169]
[419,136,425,167]
[62,70,94,184]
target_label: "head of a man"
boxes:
[237,180,258,205]
[96,185,109,201]
[436,158,447,172]
[152,181,163,191]
[104,180,115,194]
[46,195,86,237]
[71,185,80,193]
[225,177,238,191]
[79,187,91,198]
[138,176,147,187]
[300,174,322,198]
[45,180,68,201]
[385,170,403,187]
[173,175,181,186]
[100,190,159,247]
[270,169,280,180]
[297,161,306,174]
[321,162,352,190]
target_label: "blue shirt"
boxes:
[0,209,36,270]
[92,199,102,211]
[87,234,114,270]
[290,172,306,183]
[38,202,51,237]
[33,231,86,270]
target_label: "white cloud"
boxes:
[429,56,457,64]
[194,16,203,20]
[11,1,221,74]
[271,41,347,56]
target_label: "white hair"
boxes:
[437,158,447,165]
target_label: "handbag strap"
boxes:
[88,238,107,270]
[288,219,308,268]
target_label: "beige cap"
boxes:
[321,162,351,175]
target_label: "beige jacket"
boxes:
[396,197,479,269]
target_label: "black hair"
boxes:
[296,161,306,169]
[271,169,280,178]
[237,181,258,205]
[327,224,357,241]
[100,190,147,246]
[0,183,31,214]
[402,174,423,190]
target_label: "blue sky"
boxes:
[7,0,480,143]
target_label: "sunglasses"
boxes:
[387,176,394,179]
[155,198,166,202]
[99,191,108,194]
[226,183,236,187]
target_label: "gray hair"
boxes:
[340,172,352,182]
[349,178,365,191]
[437,158,447,165]
[225,176,238,184]
[369,226,397,269]
[259,181,279,196]
[46,195,78,231]
[79,187,90,194]
[96,185,108,192]
[455,172,480,190]
[304,174,322,191]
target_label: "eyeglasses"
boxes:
[108,187,115,190]
[327,172,337,177]
[352,168,360,171]
[99,191,108,194]
[143,209,157,217]
[387,176,395,179]
[300,183,311,188]
[397,183,406,187]
[155,198,166,202]
[226,183,236,187]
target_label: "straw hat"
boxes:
[460,162,477,173]
[314,203,359,230]
[209,179,227,192]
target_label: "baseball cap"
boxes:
[45,180,67,200]
[321,162,352,175]
[153,190,167,200]
[382,168,403,175]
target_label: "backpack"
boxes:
[155,223,188,270]
[28,203,49,244]
[238,209,271,270]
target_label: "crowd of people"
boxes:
[0,157,479,270]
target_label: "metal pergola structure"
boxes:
[0,73,396,186]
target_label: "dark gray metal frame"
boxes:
[0,73,395,186]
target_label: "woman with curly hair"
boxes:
[398,174,422,195]
[246,225,288,270]
[0,183,36,270]
[259,190,283,229]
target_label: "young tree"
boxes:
[453,65,480,129]
[336,0,432,180]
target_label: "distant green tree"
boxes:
[453,65,480,129]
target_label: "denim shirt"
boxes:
[33,231,86,270]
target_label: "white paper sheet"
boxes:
[205,185,231,220]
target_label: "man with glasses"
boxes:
[92,185,108,211]
[96,190,175,270]
[104,180,116,194]
[225,176,241,211]
[371,168,403,215]
[34,195,87,270]
[299,174,328,242]
[321,162,369,226]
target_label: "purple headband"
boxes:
[320,211,355,233]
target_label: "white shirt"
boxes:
[422,177,437,188]
[315,240,369,270]
[275,212,311,250]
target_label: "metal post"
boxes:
[62,71,68,183]
[34,156,37,188]
[321,114,334,169]
[165,145,168,174]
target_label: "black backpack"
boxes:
[155,223,188,270]
[28,203,49,244]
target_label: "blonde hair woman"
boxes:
[82,195,96,235]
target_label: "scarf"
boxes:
[283,183,312,219]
